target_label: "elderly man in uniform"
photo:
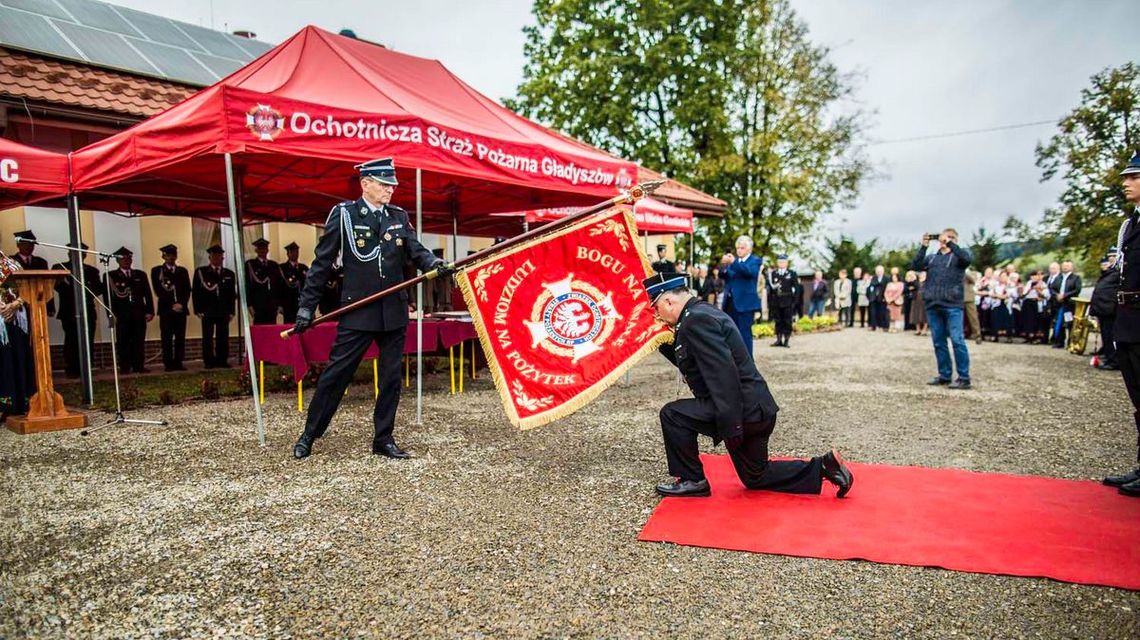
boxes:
[767,254,798,347]
[278,242,308,324]
[291,158,448,460]
[651,243,676,274]
[245,238,281,324]
[1106,152,1140,497]
[52,243,103,378]
[648,272,853,497]
[192,245,237,368]
[103,247,154,374]
[151,244,192,372]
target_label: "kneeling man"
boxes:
[647,273,853,497]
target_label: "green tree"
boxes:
[508,0,874,258]
[1036,62,1139,266]
[823,234,877,278]
[969,226,1002,270]
[874,243,921,274]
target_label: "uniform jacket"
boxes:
[279,261,308,305]
[150,264,192,315]
[12,253,47,270]
[192,265,237,318]
[1116,212,1140,343]
[52,262,103,321]
[652,259,677,274]
[658,298,779,442]
[103,268,154,319]
[318,265,343,314]
[768,268,798,308]
[299,199,441,331]
[723,254,763,312]
[245,258,282,313]
[1090,267,1119,318]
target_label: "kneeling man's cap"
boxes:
[643,273,690,304]
[356,157,398,185]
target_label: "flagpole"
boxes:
[280,180,665,338]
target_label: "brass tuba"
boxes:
[1067,297,1096,354]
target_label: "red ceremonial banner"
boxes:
[456,207,672,429]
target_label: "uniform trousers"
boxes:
[114,314,147,372]
[159,312,187,369]
[1097,314,1117,366]
[1116,341,1140,463]
[200,316,230,367]
[304,325,406,446]
[252,307,278,325]
[61,310,96,376]
[280,299,299,324]
[660,398,823,494]
[773,304,794,337]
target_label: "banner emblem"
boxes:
[246,104,285,141]
[527,275,621,363]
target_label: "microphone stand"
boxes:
[31,240,167,435]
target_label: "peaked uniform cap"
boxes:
[355,157,398,185]
[643,272,690,304]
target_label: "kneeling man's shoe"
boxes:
[293,434,315,459]
[948,379,971,390]
[374,442,412,459]
[1104,468,1140,487]
[1120,478,1140,497]
[821,449,854,498]
[656,478,711,497]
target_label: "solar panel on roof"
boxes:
[0,6,84,60]
[192,51,244,80]
[53,19,160,75]
[174,22,253,60]
[53,0,140,37]
[128,37,217,85]
[113,6,204,52]
[0,0,73,21]
[231,36,273,58]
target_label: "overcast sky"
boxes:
[110,0,1136,248]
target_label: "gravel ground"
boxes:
[2,328,1138,639]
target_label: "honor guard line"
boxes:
[279,179,667,339]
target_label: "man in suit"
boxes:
[720,235,763,356]
[192,245,237,368]
[848,267,862,327]
[651,244,676,274]
[150,244,192,372]
[1049,260,1082,348]
[1106,152,1140,497]
[52,243,103,378]
[1043,262,1061,344]
[245,238,281,325]
[767,255,797,347]
[647,272,853,498]
[691,265,708,297]
[290,158,447,460]
[278,242,308,324]
[103,247,154,374]
[868,265,889,331]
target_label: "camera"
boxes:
[923,231,941,241]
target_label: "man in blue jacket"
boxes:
[911,228,973,389]
[719,235,763,357]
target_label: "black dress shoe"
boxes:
[1120,478,1140,497]
[1104,468,1140,487]
[374,442,411,459]
[927,377,951,386]
[948,379,971,390]
[821,449,854,498]
[655,478,711,497]
[293,434,315,459]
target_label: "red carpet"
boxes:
[638,455,1140,590]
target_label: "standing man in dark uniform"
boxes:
[647,273,853,498]
[11,230,47,270]
[245,238,281,325]
[52,243,103,377]
[1090,248,1120,370]
[290,158,447,460]
[651,244,676,274]
[767,254,797,347]
[151,244,191,372]
[278,242,308,324]
[1106,152,1140,497]
[103,247,154,374]
[192,245,236,368]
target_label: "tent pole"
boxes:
[690,230,694,266]
[415,168,423,426]
[68,193,93,405]
[225,153,266,446]
[451,209,458,261]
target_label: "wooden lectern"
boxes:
[5,269,87,434]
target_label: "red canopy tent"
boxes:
[0,138,69,209]
[70,25,638,230]
[523,196,694,234]
[68,25,643,443]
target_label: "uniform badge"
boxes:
[396,238,404,247]
[356,238,366,248]
[384,233,392,241]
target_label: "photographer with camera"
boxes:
[911,228,973,389]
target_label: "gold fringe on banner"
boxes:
[455,205,673,430]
